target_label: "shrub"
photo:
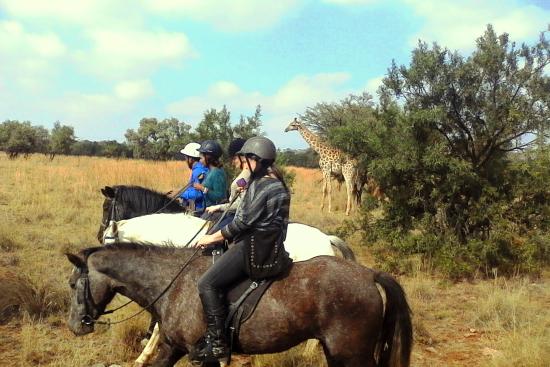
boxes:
[0,271,68,323]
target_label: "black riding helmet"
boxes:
[227,138,246,157]
[198,140,223,159]
[237,136,277,161]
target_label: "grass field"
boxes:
[0,153,548,367]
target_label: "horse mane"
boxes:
[80,242,195,259]
[114,185,182,213]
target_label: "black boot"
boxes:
[192,292,229,363]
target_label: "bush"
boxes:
[0,271,68,323]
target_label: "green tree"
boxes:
[125,118,193,160]
[0,120,48,158]
[49,122,76,160]
[193,105,263,158]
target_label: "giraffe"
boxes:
[285,118,360,215]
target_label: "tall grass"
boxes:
[0,153,548,367]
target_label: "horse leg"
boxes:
[320,332,377,367]
[147,334,185,367]
[135,323,160,367]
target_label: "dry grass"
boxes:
[0,153,548,367]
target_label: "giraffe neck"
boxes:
[297,125,332,155]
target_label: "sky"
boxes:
[0,0,548,149]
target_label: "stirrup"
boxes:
[191,336,229,364]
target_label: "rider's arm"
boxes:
[220,180,269,241]
[203,169,227,203]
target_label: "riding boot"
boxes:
[192,291,229,363]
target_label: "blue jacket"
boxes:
[180,162,209,211]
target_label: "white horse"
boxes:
[102,212,354,367]
[105,212,354,262]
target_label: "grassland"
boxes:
[0,153,548,367]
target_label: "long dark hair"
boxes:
[250,158,289,193]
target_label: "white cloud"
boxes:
[75,29,195,79]
[166,72,354,147]
[168,72,352,119]
[0,20,67,92]
[115,79,155,101]
[323,0,379,5]
[364,75,384,99]
[405,0,550,50]
[0,0,142,27]
[145,0,305,32]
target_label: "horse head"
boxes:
[66,250,116,336]
[97,186,122,243]
[97,186,186,243]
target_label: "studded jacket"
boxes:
[221,176,292,279]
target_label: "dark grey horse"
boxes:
[66,243,412,367]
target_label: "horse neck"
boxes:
[119,187,179,217]
[89,247,204,314]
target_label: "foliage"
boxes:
[71,140,132,158]
[321,26,550,277]
[193,105,263,154]
[0,120,50,158]
[49,122,76,159]
[125,117,193,160]
[278,148,320,168]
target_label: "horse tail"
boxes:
[327,235,356,262]
[374,271,413,367]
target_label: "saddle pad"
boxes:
[226,278,274,351]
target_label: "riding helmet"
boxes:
[180,142,201,158]
[198,140,223,159]
[238,136,277,161]
[227,138,247,157]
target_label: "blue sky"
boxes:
[0,0,548,149]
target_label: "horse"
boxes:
[97,185,356,261]
[96,185,357,365]
[66,243,413,367]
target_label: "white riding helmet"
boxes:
[180,142,201,158]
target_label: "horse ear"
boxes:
[66,253,86,268]
[101,186,115,198]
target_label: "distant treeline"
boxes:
[0,106,319,168]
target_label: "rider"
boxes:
[178,142,209,214]
[205,138,250,232]
[192,140,228,212]
[193,136,292,363]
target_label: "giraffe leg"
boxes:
[345,179,354,216]
[327,176,333,213]
[321,177,327,211]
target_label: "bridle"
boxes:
[99,193,119,240]
[78,238,204,327]
[84,185,239,326]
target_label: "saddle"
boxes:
[202,249,275,363]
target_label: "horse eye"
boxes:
[69,281,76,289]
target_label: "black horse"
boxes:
[97,185,356,261]
[97,185,186,243]
[67,243,413,367]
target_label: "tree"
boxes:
[0,120,48,158]
[125,117,193,160]
[382,25,549,172]
[49,122,76,160]
[374,25,550,240]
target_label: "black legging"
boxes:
[197,242,247,316]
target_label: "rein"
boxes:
[83,192,242,326]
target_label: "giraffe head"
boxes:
[284,118,302,132]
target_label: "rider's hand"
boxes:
[205,206,217,214]
[193,183,203,190]
[195,234,213,249]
